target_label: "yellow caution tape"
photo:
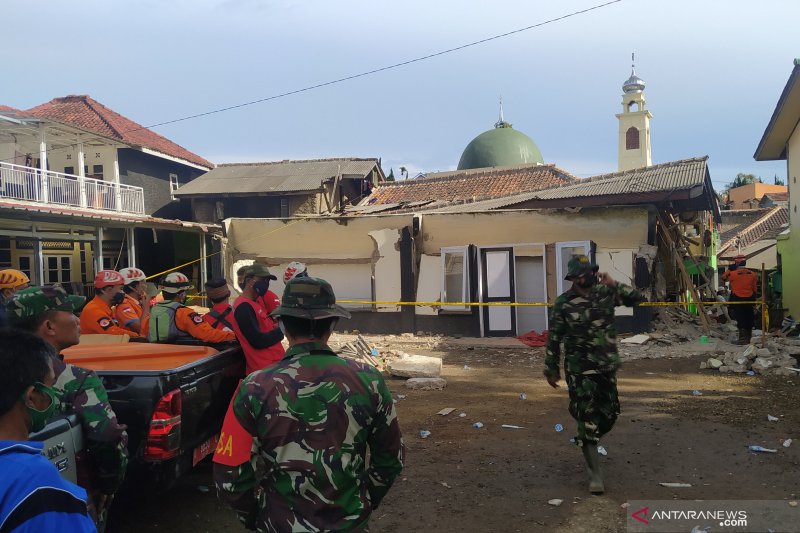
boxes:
[336,299,763,308]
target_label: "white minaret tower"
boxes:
[616,54,652,171]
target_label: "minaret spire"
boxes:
[494,96,510,128]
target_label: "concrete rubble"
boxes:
[386,351,443,378]
[405,377,447,390]
[700,337,800,376]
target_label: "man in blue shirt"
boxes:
[0,329,96,532]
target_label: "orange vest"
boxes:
[723,268,757,298]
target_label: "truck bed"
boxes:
[61,342,245,489]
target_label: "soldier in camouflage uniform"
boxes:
[8,286,129,527]
[544,255,644,494]
[213,277,404,532]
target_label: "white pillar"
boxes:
[32,226,45,285]
[77,140,87,208]
[94,227,104,276]
[113,149,122,211]
[199,233,207,293]
[38,124,49,204]
[127,227,136,268]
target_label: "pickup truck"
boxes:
[32,342,244,490]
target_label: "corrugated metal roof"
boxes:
[174,158,380,196]
[427,157,710,213]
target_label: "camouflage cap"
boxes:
[244,264,277,281]
[270,277,351,320]
[565,254,599,280]
[7,285,86,319]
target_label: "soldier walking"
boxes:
[213,277,404,532]
[544,255,644,494]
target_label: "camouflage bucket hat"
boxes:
[7,285,86,319]
[270,277,351,320]
[565,255,599,280]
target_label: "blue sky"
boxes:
[2,0,796,190]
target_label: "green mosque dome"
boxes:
[457,112,544,170]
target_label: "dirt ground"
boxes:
[109,341,799,533]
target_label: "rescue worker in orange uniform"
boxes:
[202,278,234,331]
[722,254,758,345]
[115,267,151,334]
[149,272,236,344]
[232,265,285,374]
[80,270,140,337]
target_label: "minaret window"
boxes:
[627,101,640,112]
[626,127,640,150]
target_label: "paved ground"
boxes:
[108,342,799,532]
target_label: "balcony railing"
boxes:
[0,162,145,215]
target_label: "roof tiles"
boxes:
[24,95,213,169]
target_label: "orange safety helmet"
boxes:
[94,270,125,288]
[0,269,30,290]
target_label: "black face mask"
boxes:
[253,280,269,296]
[111,291,125,305]
[575,273,598,288]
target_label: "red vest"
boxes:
[232,295,285,374]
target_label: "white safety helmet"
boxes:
[119,267,147,285]
[283,261,308,284]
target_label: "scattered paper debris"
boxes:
[419,430,431,439]
[472,422,484,429]
[440,482,451,489]
[554,423,564,433]
[463,365,471,370]
[597,445,607,456]
[620,503,630,509]
[519,393,527,400]
[659,482,692,488]
[501,424,524,429]
[789,501,798,508]
[692,390,703,396]
[437,408,456,416]
[783,439,792,448]
[748,445,777,453]
[767,415,779,422]
[459,412,467,417]
[548,499,564,506]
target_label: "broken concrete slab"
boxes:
[388,353,443,378]
[405,377,447,390]
[707,358,723,369]
[621,334,651,345]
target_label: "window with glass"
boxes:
[441,246,470,311]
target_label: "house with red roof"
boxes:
[0,96,217,289]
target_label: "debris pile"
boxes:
[699,339,800,376]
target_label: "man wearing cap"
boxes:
[8,286,129,527]
[722,255,758,345]
[237,263,281,314]
[80,270,140,337]
[149,272,236,344]
[203,278,234,331]
[544,255,644,494]
[213,278,404,532]
[115,267,151,334]
[231,264,285,374]
[0,269,31,327]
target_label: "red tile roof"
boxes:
[24,96,213,169]
[368,164,576,205]
[0,105,20,113]
[718,206,789,255]
[762,192,789,202]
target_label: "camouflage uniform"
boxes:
[213,278,404,532]
[544,259,644,447]
[8,287,129,495]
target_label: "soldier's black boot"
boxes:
[735,328,746,345]
[742,328,752,345]
[582,444,604,494]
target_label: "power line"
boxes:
[1,0,622,164]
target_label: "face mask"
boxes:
[253,280,269,296]
[111,291,125,305]
[25,382,61,433]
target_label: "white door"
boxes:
[515,256,547,333]
[556,241,595,295]
[481,247,515,336]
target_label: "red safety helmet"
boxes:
[94,270,125,288]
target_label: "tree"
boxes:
[386,168,395,182]
[399,166,408,180]
[725,173,760,192]
[774,174,785,186]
